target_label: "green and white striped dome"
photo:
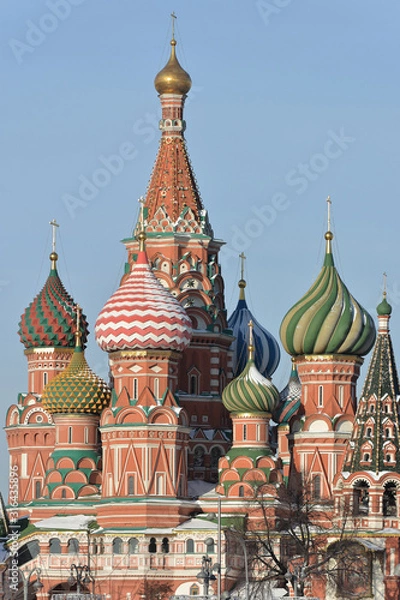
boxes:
[280,232,376,357]
[222,356,279,415]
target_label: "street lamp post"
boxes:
[68,564,92,595]
[20,567,44,600]
[234,537,249,600]
[196,555,217,598]
[228,529,249,600]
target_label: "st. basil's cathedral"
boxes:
[2,25,400,600]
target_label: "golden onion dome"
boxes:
[42,335,111,415]
[154,39,192,95]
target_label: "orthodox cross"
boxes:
[239,252,246,280]
[49,219,59,253]
[248,319,255,360]
[383,272,387,297]
[326,196,332,231]
[138,196,146,232]
[171,12,177,39]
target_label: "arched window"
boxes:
[370,405,375,413]
[68,427,72,443]
[190,584,200,596]
[128,538,139,554]
[363,453,370,462]
[211,447,222,469]
[113,538,123,554]
[61,489,67,499]
[312,474,321,500]
[149,537,157,553]
[68,538,79,554]
[34,481,41,499]
[190,374,198,395]
[84,427,89,444]
[43,372,48,386]
[243,424,247,441]
[127,475,135,496]
[161,537,169,553]
[193,446,205,467]
[353,482,369,516]
[49,538,61,554]
[238,485,244,498]
[385,428,390,438]
[383,483,397,517]
[186,539,194,553]
[205,538,215,554]
[318,385,323,407]
[366,427,372,438]
[133,378,138,400]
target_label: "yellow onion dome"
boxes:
[42,334,111,415]
[154,39,192,95]
[280,231,376,356]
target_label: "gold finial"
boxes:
[171,11,177,41]
[383,272,387,298]
[248,320,254,361]
[154,15,192,95]
[75,304,82,348]
[49,219,59,269]
[137,196,147,252]
[238,252,247,300]
[324,196,334,253]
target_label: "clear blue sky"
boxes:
[1,1,400,494]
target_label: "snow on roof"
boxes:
[188,480,215,498]
[35,515,96,531]
[176,517,218,531]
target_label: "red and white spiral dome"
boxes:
[95,250,192,352]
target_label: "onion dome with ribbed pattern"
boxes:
[154,38,192,96]
[18,253,89,349]
[222,324,279,415]
[280,231,376,356]
[228,277,280,378]
[222,357,279,415]
[95,249,192,352]
[42,334,111,414]
[273,360,301,424]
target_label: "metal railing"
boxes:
[51,594,105,600]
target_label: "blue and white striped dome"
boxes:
[228,280,280,379]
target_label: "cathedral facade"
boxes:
[3,28,400,600]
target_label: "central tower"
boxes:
[121,29,233,480]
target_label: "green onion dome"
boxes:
[280,232,376,356]
[222,348,280,415]
[18,253,89,349]
[42,335,111,415]
[377,294,392,316]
